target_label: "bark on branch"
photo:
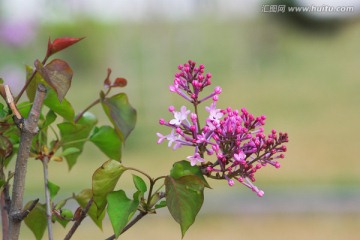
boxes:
[8,84,46,240]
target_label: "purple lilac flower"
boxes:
[157,60,289,197]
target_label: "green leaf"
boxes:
[35,59,73,102]
[44,89,75,122]
[24,202,47,240]
[48,181,60,200]
[107,190,140,238]
[149,192,165,209]
[54,199,68,210]
[90,125,122,161]
[60,147,81,157]
[155,200,167,209]
[55,208,73,228]
[17,101,32,118]
[58,112,97,169]
[0,103,7,119]
[170,160,210,188]
[92,160,127,217]
[42,110,57,129]
[25,65,47,102]
[0,178,5,189]
[101,93,136,142]
[75,189,104,229]
[165,175,205,237]
[132,174,147,194]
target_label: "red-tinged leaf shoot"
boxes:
[46,37,85,57]
[104,68,112,88]
[111,77,127,88]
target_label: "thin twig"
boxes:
[74,87,111,123]
[8,84,46,240]
[42,157,54,240]
[63,197,93,240]
[14,70,37,104]
[15,56,48,104]
[10,199,39,221]
[4,85,23,129]
[105,211,148,240]
[74,99,100,123]
[0,165,9,240]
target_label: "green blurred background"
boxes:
[1,0,360,239]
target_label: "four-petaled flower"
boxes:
[206,102,223,123]
[187,153,205,166]
[169,106,190,126]
[234,151,246,164]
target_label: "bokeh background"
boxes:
[1,0,360,239]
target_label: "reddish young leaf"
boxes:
[35,59,73,102]
[111,78,127,88]
[103,68,112,88]
[47,37,85,57]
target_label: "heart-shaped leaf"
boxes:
[170,160,210,188]
[101,93,136,142]
[165,175,205,237]
[107,190,140,238]
[92,160,127,217]
[44,89,75,122]
[90,125,122,161]
[35,59,72,102]
[75,189,105,229]
[24,202,47,240]
[58,112,97,169]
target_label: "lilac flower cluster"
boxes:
[157,60,289,197]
